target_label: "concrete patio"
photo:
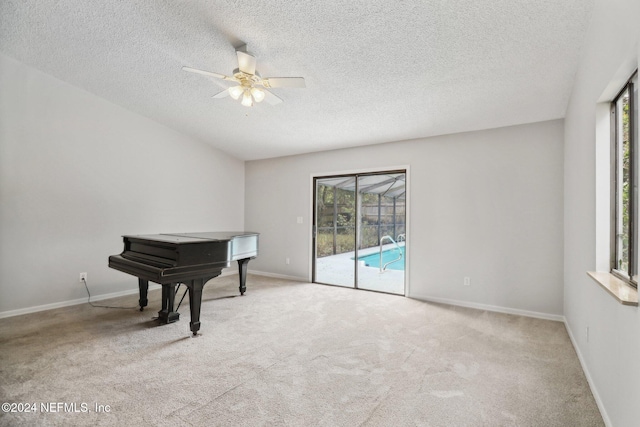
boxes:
[315,243,405,295]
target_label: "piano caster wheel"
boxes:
[139,307,144,312]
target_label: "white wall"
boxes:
[0,53,246,315]
[563,0,640,425]
[246,120,565,318]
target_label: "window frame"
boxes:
[611,70,638,288]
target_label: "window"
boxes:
[611,71,638,287]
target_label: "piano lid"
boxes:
[165,232,259,240]
[122,231,259,244]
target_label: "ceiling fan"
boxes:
[182,44,305,107]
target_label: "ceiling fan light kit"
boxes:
[241,90,253,107]
[251,87,265,103]
[228,85,244,100]
[183,44,305,107]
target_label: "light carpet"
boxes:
[0,275,603,426]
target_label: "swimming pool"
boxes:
[355,246,406,271]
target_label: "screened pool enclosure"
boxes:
[313,171,406,295]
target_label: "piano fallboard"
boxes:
[108,254,228,284]
[109,231,258,284]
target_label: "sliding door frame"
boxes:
[311,165,410,295]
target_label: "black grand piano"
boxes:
[109,231,259,335]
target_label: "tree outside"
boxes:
[316,184,405,258]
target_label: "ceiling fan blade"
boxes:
[236,50,257,75]
[261,77,306,88]
[263,89,283,105]
[182,66,237,82]
[212,89,230,98]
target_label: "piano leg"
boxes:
[138,279,149,311]
[185,278,205,336]
[158,283,180,324]
[237,258,251,295]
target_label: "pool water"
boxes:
[356,246,405,271]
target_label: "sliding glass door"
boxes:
[356,174,406,294]
[313,171,406,295]
[314,177,356,287]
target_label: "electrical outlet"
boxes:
[586,326,589,343]
[79,272,87,283]
[286,258,290,265]
[464,277,471,286]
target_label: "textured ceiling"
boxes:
[0,1,593,161]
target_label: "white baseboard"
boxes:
[563,320,611,427]
[0,270,241,320]
[249,270,309,282]
[0,284,162,319]
[409,293,565,322]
